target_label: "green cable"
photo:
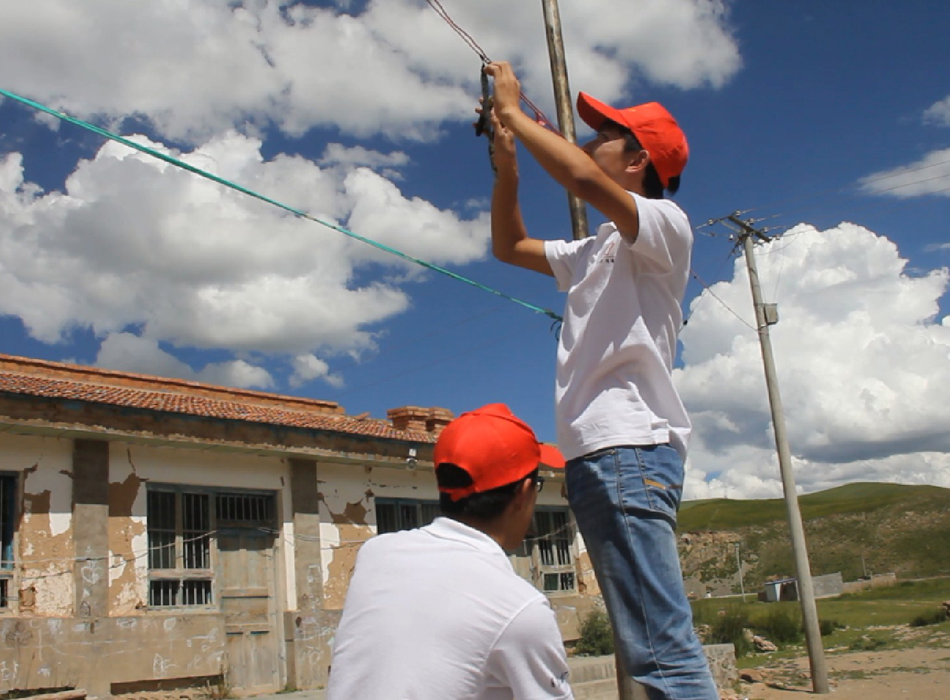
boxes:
[0,87,562,323]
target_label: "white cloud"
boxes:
[343,168,489,270]
[94,332,275,390]
[0,0,741,143]
[677,223,950,500]
[0,132,488,378]
[859,147,950,198]
[924,94,950,127]
[320,144,410,170]
[291,353,344,389]
[565,0,741,97]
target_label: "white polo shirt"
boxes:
[327,517,573,700]
[544,193,693,462]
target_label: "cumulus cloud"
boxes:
[859,147,950,199]
[677,223,950,499]
[291,353,343,389]
[0,132,488,379]
[94,332,275,390]
[0,0,741,143]
[924,94,950,127]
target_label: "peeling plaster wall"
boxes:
[280,485,297,610]
[108,447,149,615]
[0,615,224,693]
[0,433,76,617]
[316,463,395,609]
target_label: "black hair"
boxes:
[618,126,681,199]
[436,464,539,522]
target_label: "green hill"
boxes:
[679,482,950,530]
[677,482,950,593]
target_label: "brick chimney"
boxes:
[388,406,431,433]
[388,406,455,435]
[425,407,454,436]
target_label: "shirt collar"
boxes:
[424,516,510,559]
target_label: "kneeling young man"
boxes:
[327,403,573,700]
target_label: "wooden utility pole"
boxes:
[539,0,589,241]
[727,214,830,694]
[735,542,746,601]
[539,1,638,695]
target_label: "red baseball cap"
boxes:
[576,92,689,188]
[434,403,565,501]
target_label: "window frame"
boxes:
[146,484,276,610]
[374,497,440,534]
[0,472,18,611]
[529,506,577,595]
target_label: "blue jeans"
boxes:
[566,445,718,700]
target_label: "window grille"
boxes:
[149,579,179,607]
[532,509,576,593]
[375,499,440,534]
[147,489,213,608]
[216,492,273,524]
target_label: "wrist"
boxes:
[496,103,527,127]
[494,166,518,186]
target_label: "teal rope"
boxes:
[0,87,562,323]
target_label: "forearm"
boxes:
[491,169,552,276]
[497,98,639,242]
[491,169,525,259]
[501,109,604,201]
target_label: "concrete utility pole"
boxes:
[726,214,830,694]
[539,0,589,242]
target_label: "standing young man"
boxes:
[327,403,573,700]
[484,61,718,700]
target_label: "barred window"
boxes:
[0,473,16,608]
[532,508,576,593]
[147,489,214,607]
[375,499,440,534]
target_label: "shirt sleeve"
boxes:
[485,597,574,699]
[545,237,596,293]
[627,194,692,273]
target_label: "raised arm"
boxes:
[488,102,553,276]
[486,61,641,245]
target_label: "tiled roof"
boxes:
[0,354,439,443]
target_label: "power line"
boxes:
[687,269,756,332]
[683,251,740,327]
[740,155,950,219]
[860,170,950,196]
[422,0,559,133]
[0,87,562,325]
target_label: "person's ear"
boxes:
[626,148,650,175]
[518,477,535,500]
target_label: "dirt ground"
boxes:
[737,645,950,699]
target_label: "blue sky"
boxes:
[1,0,948,499]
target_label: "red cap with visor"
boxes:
[434,403,565,502]
[576,92,689,188]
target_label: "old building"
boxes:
[0,354,599,697]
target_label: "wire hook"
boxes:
[474,66,497,175]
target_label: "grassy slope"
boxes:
[678,482,950,586]
[679,482,950,531]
